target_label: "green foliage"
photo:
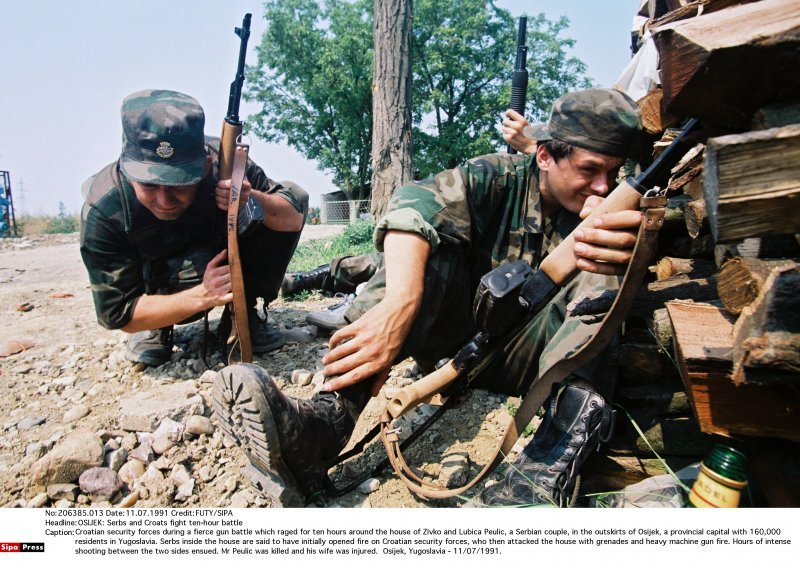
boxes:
[412,3,592,175]
[288,220,375,272]
[246,0,591,193]
[44,202,79,234]
[247,0,374,199]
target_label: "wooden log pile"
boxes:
[582,0,800,505]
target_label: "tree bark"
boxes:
[370,0,413,221]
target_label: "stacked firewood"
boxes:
[582,0,800,505]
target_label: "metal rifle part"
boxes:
[226,13,252,127]
[507,16,528,155]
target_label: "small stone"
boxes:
[170,464,191,487]
[357,478,380,494]
[118,460,145,486]
[47,483,79,501]
[198,465,216,482]
[104,438,121,452]
[120,433,137,452]
[52,376,76,387]
[55,499,74,508]
[439,452,470,488]
[129,440,154,463]
[229,490,253,508]
[63,404,90,423]
[79,467,123,500]
[27,493,49,508]
[118,383,203,432]
[77,494,90,505]
[174,479,195,502]
[291,369,313,386]
[32,428,104,485]
[151,456,170,470]
[198,370,217,384]
[105,448,128,471]
[26,442,47,459]
[117,490,139,508]
[87,384,105,397]
[184,416,214,438]
[17,416,46,431]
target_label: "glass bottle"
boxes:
[687,443,748,508]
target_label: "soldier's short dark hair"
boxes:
[542,138,575,162]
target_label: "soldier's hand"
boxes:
[320,298,416,395]
[200,249,233,306]
[215,178,252,212]
[573,195,641,275]
[502,109,537,155]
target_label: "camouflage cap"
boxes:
[119,89,207,186]
[531,88,641,158]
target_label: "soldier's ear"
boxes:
[536,144,554,171]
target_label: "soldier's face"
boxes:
[131,181,198,221]
[537,146,623,215]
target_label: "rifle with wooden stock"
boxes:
[220,13,253,363]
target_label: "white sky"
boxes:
[0,1,638,216]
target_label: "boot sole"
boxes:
[211,365,305,507]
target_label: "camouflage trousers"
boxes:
[331,247,620,398]
[145,183,307,314]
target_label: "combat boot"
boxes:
[306,293,354,331]
[474,380,614,507]
[124,327,174,366]
[218,306,286,354]
[212,364,366,506]
[281,264,332,296]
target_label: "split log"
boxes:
[567,274,718,318]
[637,88,678,134]
[651,0,800,128]
[613,343,681,385]
[649,308,675,347]
[717,258,797,315]
[684,198,708,238]
[732,265,800,385]
[666,300,800,442]
[704,125,800,243]
[652,257,715,281]
[618,381,691,416]
[715,236,800,268]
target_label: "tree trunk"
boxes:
[370,0,413,221]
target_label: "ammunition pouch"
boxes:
[473,260,559,337]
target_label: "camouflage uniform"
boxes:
[335,152,618,396]
[80,90,308,330]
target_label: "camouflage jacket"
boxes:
[374,152,580,287]
[79,140,300,330]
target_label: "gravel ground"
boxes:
[0,230,526,509]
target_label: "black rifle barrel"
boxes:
[507,16,528,154]
[226,13,252,125]
[630,118,700,193]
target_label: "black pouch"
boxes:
[472,260,533,336]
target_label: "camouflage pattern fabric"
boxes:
[335,152,620,396]
[528,88,641,158]
[120,89,209,186]
[80,140,307,330]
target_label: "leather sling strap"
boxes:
[380,194,667,499]
[226,142,253,364]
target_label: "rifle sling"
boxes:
[380,196,667,500]
[226,143,253,363]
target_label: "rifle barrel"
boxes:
[226,13,252,124]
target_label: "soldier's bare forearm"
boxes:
[120,285,227,333]
[253,191,304,232]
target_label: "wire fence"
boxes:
[319,199,372,225]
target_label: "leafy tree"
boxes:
[247,0,374,199]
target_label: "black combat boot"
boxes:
[280,264,332,296]
[474,380,615,507]
[211,364,369,506]
[218,306,285,354]
[124,327,174,366]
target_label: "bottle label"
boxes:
[688,466,742,508]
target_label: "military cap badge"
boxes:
[156,141,175,159]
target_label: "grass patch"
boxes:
[288,220,376,272]
[15,202,79,236]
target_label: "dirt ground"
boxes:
[0,228,526,509]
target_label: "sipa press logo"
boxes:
[0,542,45,552]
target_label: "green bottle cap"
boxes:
[704,444,748,483]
